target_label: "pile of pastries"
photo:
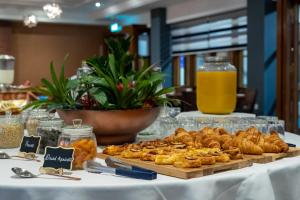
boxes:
[103,127,289,168]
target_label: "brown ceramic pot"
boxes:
[57,107,160,145]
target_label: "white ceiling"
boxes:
[0,0,247,26]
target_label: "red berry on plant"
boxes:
[117,82,124,92]
[80,95,90,109]
[79,94,99,109]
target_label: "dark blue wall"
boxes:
[150,8,172,87]
[247,0,277,115]
[264,11,277,115]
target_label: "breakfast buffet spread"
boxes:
[1,39,299,200]
[101,126,298,179]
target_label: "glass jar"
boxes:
[196,56,237,114]
[0,114,24,148]
[26,109,49,136]
[0,55,15,85]
[58,119,97,170]
[37,118,64,154]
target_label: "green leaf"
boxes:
[67,79,79,90]
[86,61,119,98]
[136,64,156,82]
[108,54,117,82]
[50,62,64,97]
[41,78,59,98]
[155,87,174,96]
[148,72,165,83]
[92,91,108,105]
[59,64,65,84]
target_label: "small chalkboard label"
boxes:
[43,147,74,170]
[19,136,41,153]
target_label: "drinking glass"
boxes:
[168,107,181,118]
[268,120,285,139]
[159,117,179,137]
[179,117,198,131]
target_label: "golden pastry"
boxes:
[103,145,125,156]
[215,153,230,162]
[155,153,184,165]
[173,157,202,168]
[199,156,216,165]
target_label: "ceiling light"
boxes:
[23,14,38,28]
[43,3,63,19]
[110,23,122,33]
[95,2,101,7]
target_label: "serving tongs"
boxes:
[84,160,157,180]
[105,156,157,175]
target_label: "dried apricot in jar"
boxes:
[70,138,97,170]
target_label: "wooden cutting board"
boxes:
[97,153,252,179]
[245,147,300,164]
[97,148,300,179]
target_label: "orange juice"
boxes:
[196,71,237,114]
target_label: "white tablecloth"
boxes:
[176,111,256,119]
[0,132,300,200]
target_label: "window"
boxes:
[171,9,248,88]
[171,10,247,54]
[179,56,185,86]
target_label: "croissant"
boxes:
[201,135,221,148]
[214,127,230,135]
[238,139,263,155]
[223,147,243,159]
[219,134,232,146]
[201,127,216,135]
[176,133,194,146]
[264,132,289,153]
[193,135,203,148]
[262,142,282,153]
[232,131,247,147]
[222,139,234,150]
[274,140,289,153]
[248,134,263,147]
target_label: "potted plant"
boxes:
[26,36,174,145]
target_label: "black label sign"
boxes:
[43,147,74,170]
[19,136,41,153]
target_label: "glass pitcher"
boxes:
[196,56,237,114]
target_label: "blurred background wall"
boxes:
[0,22,105,85]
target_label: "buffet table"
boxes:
[0,132,300,200]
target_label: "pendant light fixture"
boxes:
[23,14,38,28]
[43,3,63,19]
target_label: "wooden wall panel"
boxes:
[0,22,105,85]
[0,22,12,54]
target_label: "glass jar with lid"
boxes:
[196,56,237,114]
[37,118,64,154]
[0,114,24,148]
[0,55,15,86]
[58,119,97,170]
[26,109,49,136]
